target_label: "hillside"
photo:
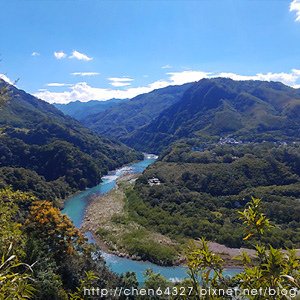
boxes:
[132,141,300,249]
[54,98,127,120]
[0,79,142,201]
[124,78,300,153]
[82,83,193,141]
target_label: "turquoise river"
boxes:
[62,156,241,282]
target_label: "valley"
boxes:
[0,79,142,201]
[1,76,300,297]
[2,2,300,298]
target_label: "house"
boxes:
[148,177,161,186]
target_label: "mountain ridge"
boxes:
[81,83,194,141]
[54,98,127,121]
[124,78,300,153]
[0,79,142,200]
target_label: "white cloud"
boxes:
[0,74,13,85]
[167,70,210,85]
[54,51,67,59]
[217,70,300,86]
[69,50,93,61]
[161,64,172,69]
[46,83,73,87]
[108,77,134,87]
[34,69,300,104]
[71,72,99,76]
[31,52,40,56]
[34,82,158,104]
[290,0,300,22]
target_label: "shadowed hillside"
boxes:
[0,79,142,201]
[82,83,193,141]
[124,78,300,153]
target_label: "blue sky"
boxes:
[1,0,300,103]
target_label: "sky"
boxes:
[1,0,300,104]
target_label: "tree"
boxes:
[236,197,300,299]
[185,197,300,300]
[185,239,227,300]
[25,201,85,259]
[0,187,35,258]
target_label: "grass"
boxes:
[122,229,178,265]
[93,177,181,266]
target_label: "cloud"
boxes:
[71,72,99,76]
[0,74,13,85]
[167,70,210,85]
[161,64,172,69]
[216,70,300,86]
[69,50,93,61]
[31,52,40,56]
[34,69,300,104]
[108,77,134,82]
[46,83,73,87]
[54,51,67,59]
[108,77,134,87]
[290,0,300,22]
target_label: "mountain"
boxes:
[124,78,300,153]
[81,83,193,141]
[0,79,142,201]
[121,78,300,249]
[54,98,127,121]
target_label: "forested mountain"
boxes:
[82,83,193,141]
[125,78,300,153]
[0,79,142,201]
[115,78,300,250]
[54,98,127,121]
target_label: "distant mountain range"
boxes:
[0,79,141,200]
[54,78,300,155]
[80,83,193,140]
[54,98,127,121]
[124,78,300,153]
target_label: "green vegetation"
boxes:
[125,78,300,153]
[132,142,300,248]
[0,187,121,299]
[0,244,35,300]
[93,182,180,266]
[185,197,300,300]
[122,229,178,265]
[0,79,142,201]
[124,198,300,300]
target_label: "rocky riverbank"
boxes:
[81,173,262,267]
[81,173,184,266]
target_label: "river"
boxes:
[62,155,241,282]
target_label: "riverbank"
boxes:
[82,173,182,266]
[81,173,260,267]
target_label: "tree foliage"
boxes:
[0,244,35,300]
[134,142,300,248]
[186,198,300,300]
[0,187,119,299]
